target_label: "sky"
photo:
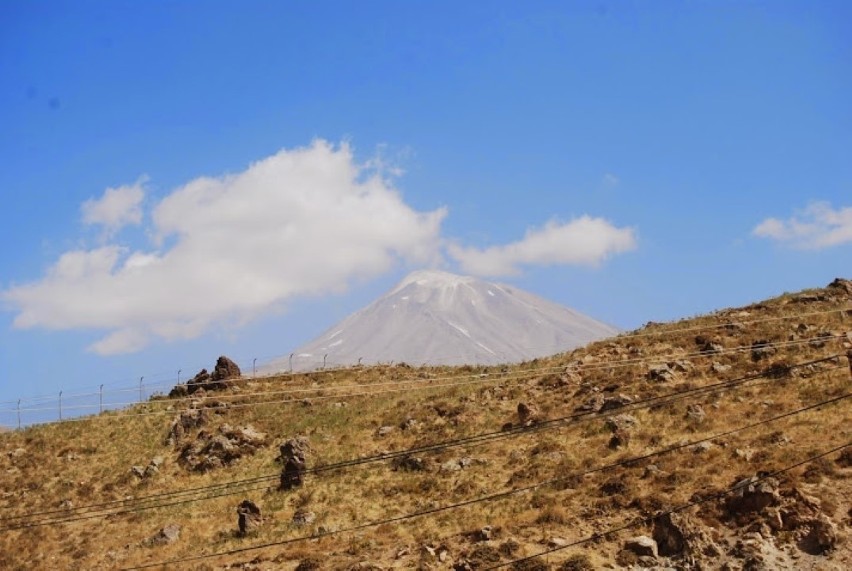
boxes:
[1,1,850,422]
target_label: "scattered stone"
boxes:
[600,394,633,411]
[652,513,686,556]
[836,447,852,467]
[440,457,473,472]
[237,500,262,536]
[376,426,394,437]
[131,465,146,479]
[670,360,694,373]
[517,402,539,425]
[734,448,755,462]
[751,340,777,361]
[146,523,181,546]
[165,408,207,446]
[295,559,321,571]
[280,436,310,490]
[576,394,605,412]
[547,536,569,548]
[609,428,630,449]
[648,364,676,382]
[624,536,658,558]
[692,441,713,454]
[471,526,494,542]
[400,417,419,430]
[711,362,732,374]
[727,476,780,515]
[292,509,316,526]
[686,404,706,424]
[605,414,638,432]
[391,455,427,472]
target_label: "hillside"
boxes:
[267,270,619,371]
[1,279,851,570]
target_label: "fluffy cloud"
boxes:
[448,216,636,277]
[4,141,446,354]
[81,179,146,233]
[753,202,852,250]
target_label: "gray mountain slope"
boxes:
[265,270,619,372]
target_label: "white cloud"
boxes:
[4,140,446,354]
[448,216,637,277]
[81,178,146,233]
[753,202,852,250]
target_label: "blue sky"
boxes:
[1,1,850,417]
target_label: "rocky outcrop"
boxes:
[171,355,242,397]
[144,523,181,546]
[179,424,267,472]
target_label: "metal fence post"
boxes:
[17,399,21,430]
[289,353,294,373]
[139,376,144,403]
[323,354,328,370]
[253,358,257,378]
[59,390,63,421]
[99,384,104,414]
[178,369,181,384]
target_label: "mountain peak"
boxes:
[391,269,476,293]
[266,272,619,372]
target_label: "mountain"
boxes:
[268,270,619,371]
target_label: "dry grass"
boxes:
[0,282,850,570]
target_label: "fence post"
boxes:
[177,369,181,384]
[17,399,21,430]
[139,377,144,403]
[99,384,104,414]
[358,357,363,366]
[253,358,257,378]
[289,353,294,373]
[59,390,63,421]
[323,354,328,370]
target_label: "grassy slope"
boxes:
[0,281,851,570]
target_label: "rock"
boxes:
[131,465,146,479]
[727,476,779,515]
[799,515,837,554]
[440,457,473,472]
[168,383,189,398]
[652,512,686,556]
[685,404,706,424]
[183,356,241,395]
[376,426,394,437]
[836,447,852,467]
[711,362,732,374]
[179,424,268,472]
[165,408,207,446]
[692,441,713,454]
[734,448,754,461]
[212,355,241,382]
[400,417,419,430]
[751,340,777,361]
[143,464,159,478]
[577,394,605,412]
[237,500,262,536]
[295,559,322,571]
[391,455,427,472]
[517,402,539,425]
[292,509,316,526]
[280,436,311,490]
[827,277,852,295]
[648,364,676,382]
[608,429,630,449]
[624,536,658,558]
[472,526,494,541]
[605,414,638,432]
[146,523,181,546]
[600,394,633,411]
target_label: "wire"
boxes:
[117,394,852,570]
[3,355,844,530]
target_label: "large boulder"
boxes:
[280,436,311,490]
[180,355,242,395]
[237,500,262,536]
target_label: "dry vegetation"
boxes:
[1,280,851,570]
